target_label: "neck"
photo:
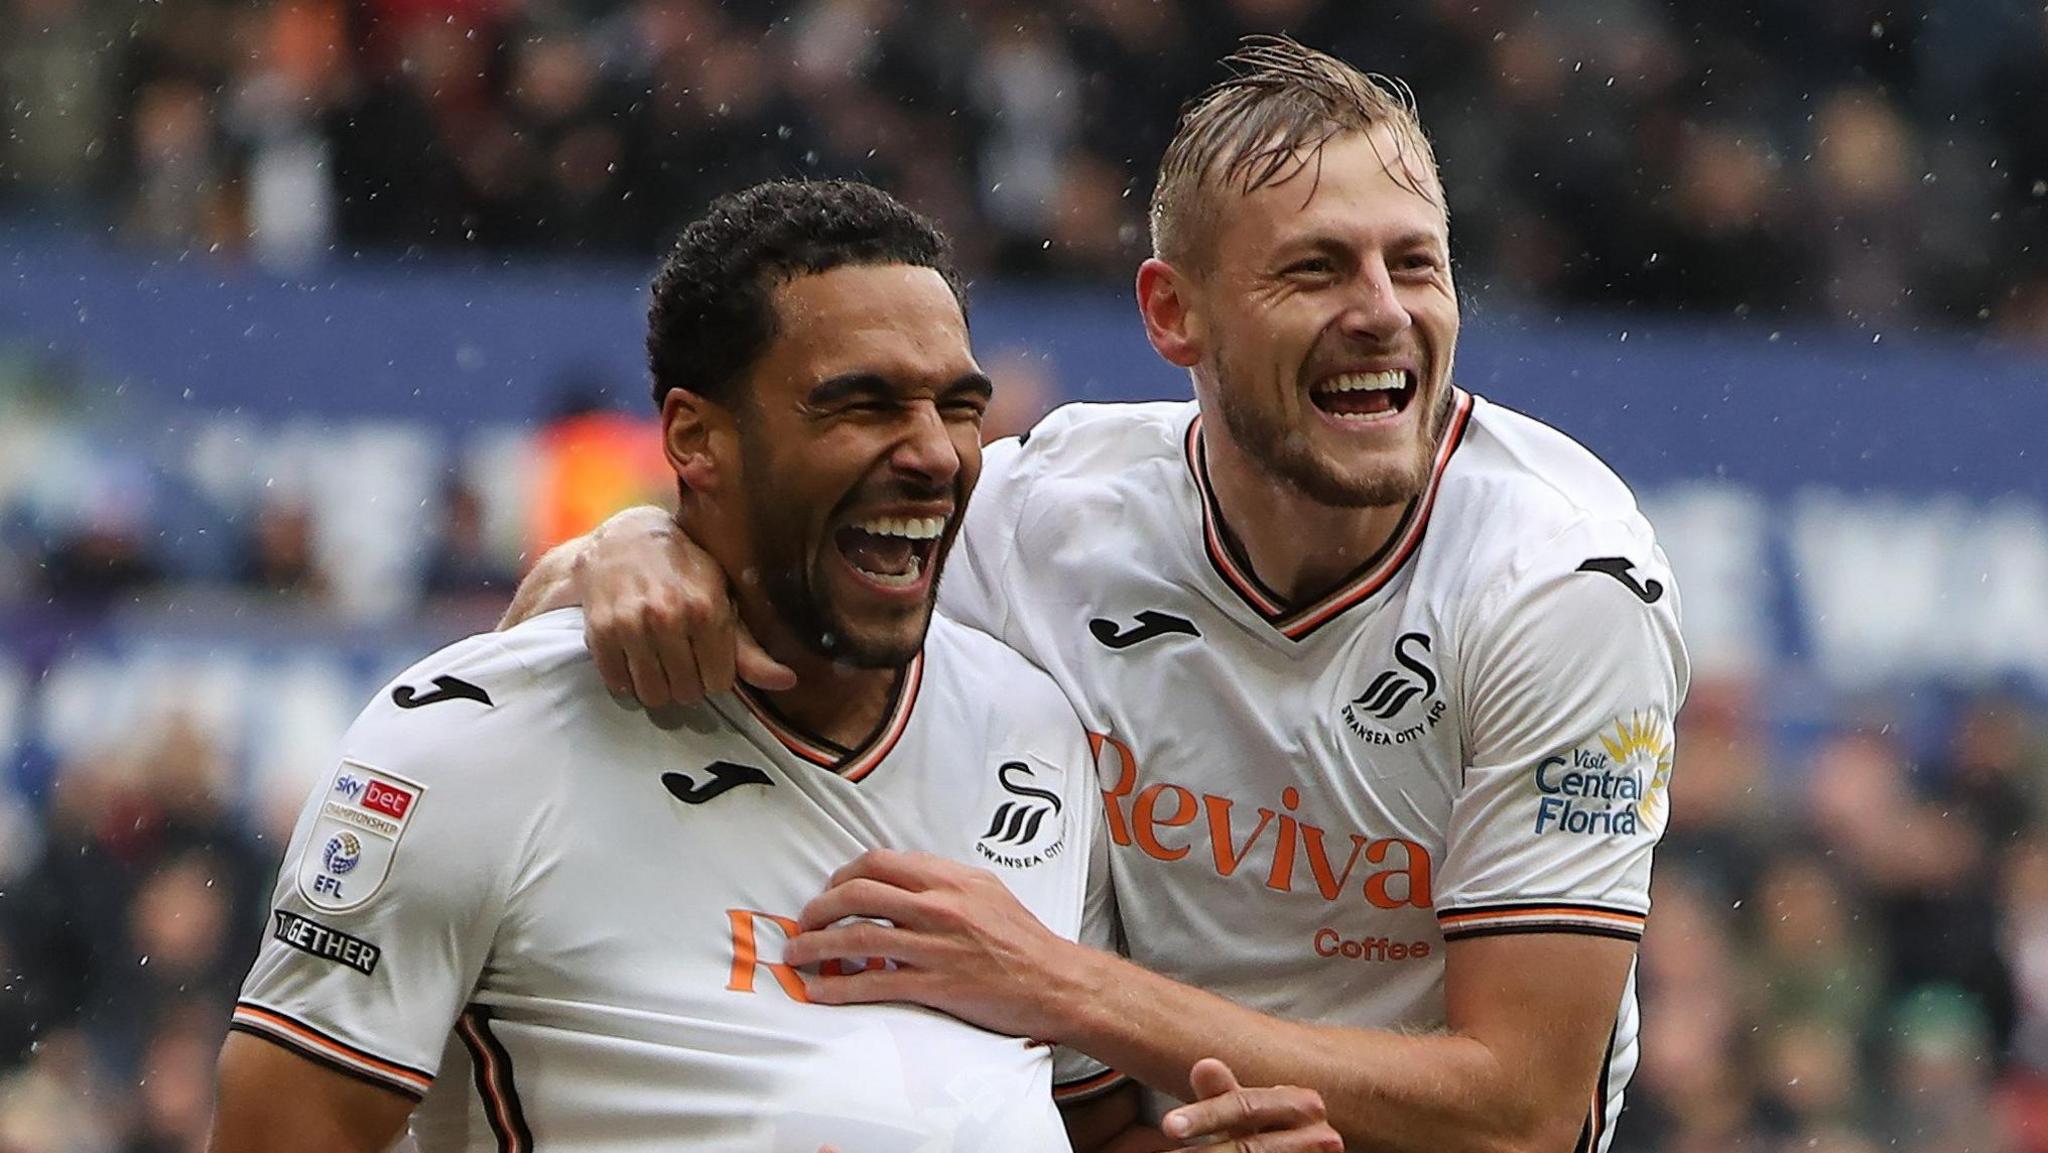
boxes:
[747,619,901,751]
[1199,425,1412,606]
[684,507,901,750]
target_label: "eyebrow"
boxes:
[1282,228,1446,256]
[947,373,996,402]
[806,373,895,408]
[806,371,995,408]
[1385,229,1448,256]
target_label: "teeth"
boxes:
[852,515,946,540]
[858,554,924,588]
[1318,370,1408,394]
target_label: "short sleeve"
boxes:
[1436,520,1689,944]
[232,645,530,1101]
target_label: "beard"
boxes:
[739,428,948,670]
[1208,346,1444,509]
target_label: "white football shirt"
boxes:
[235,608,1106,1153]
[947,390,1688,1151]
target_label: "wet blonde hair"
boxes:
[1150,36,1444,270]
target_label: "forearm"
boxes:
[500,506,680,630]
[1059,950,1572,1153]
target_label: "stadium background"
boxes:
[3,0,2048,1149]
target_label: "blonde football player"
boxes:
[512,38,1689,1153]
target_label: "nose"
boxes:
[1339,259,1412,343]
[887,401,962,488]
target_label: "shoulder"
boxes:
[1016,399,1195,458]
[1452,395,1651,539]
[985,400,1194,493]
[1437,394,1669,603]
[973,400,1196,564]
[921,615,1085,727]
[340,608,602,780]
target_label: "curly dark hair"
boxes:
[646,180,967,410]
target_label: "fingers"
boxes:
[824,848,960,892]
[800,962,927,1008]
[586,616,636,699]
[1188,1056,1242,1102]
[584,596,687,707]
[1164,1064,1333,1149]
[575,512,759,708]
[583,585,736,709]
[781,920,929,970]
[692,605,739,698]
[797,878,930,933]
[614,619,681,709]
[736,622,799,692]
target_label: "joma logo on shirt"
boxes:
[1092,733,1433,909]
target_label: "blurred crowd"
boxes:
[1640,686,2048,1153]
[4,0,2048,336]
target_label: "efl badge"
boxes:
[297,760,426,913]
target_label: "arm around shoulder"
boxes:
[498,504,677,631]
[498,504,793,704]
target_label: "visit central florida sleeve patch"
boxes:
[297,760,427,913]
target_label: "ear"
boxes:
[661,388,733,494]
[1135,258,1203,369]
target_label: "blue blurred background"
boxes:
[3,1,2048,1150]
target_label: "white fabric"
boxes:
[238,608,1103,1152]
[945,391,1689,1146]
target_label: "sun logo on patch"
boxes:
[1599,710,1674,833]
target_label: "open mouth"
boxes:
[833,514,946,590]
[1310,369,1416,423]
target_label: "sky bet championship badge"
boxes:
[297,760,426,913]
[1532,708,1674,839]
